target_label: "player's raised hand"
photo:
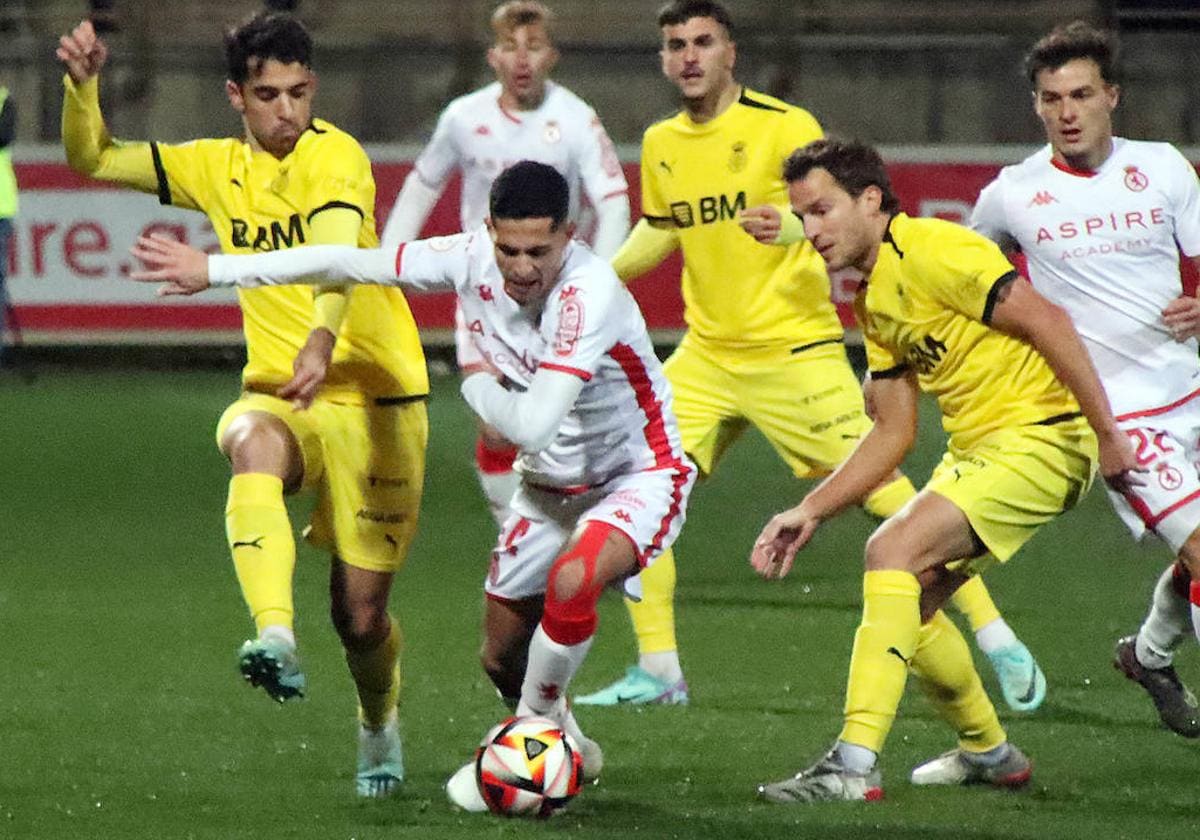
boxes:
[56,20,109,84]
[130,234,211,296]
[1162,295,1200,342]
[750,504,821,580]
[737,205,783,245]
[279,328,335,409]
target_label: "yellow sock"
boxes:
[839,569,922,753]
[948,575,1002,633]
[909,610,1007,754]
[863,475,917,519]
[346,615,402,729]
[625,546,678,654]
[226,473,295,634]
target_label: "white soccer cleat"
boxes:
[445,760,488,813]
[355,714,404,799]
[757,749,884,804]
[910,744,1032,788]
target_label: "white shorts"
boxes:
[484,465,695,602]
[454,300,487,372]
[1109,391,1200,553]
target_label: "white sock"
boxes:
[974,618,1018,654]
[834,740,877,773]
[517,625,593,717]
[638,650,684,684]
[477,467,520,528]
[1136,564,1191,669]
[260,624,295,648]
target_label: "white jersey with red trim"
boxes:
[397,228,688,488]
[412,80,627,230]
[972,138,1200,417]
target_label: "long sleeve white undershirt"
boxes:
[461,368,585,452]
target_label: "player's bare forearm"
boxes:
[802,385,917,521]
[1162,256,1200,341]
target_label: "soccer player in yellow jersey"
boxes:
[56,13,428,798]
[752,138,1139,803]
[578,0,1045,713]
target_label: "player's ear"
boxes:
[1105,83,1120,111]
[225,79,245,114]
[485,217,497,240]
[486,45,500,74]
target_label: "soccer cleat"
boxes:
[757,750,884,804]
[445,760,488,813]
[237,636,306,702]
[910,743,1032,788]
[1113,635,1200,737]
[573,665,689,707]
[356,715,404,799]
[985,641,1046,712]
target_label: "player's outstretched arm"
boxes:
[750,370,918,580]
[988,274,1141,491]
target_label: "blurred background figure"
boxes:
[0,83,18,367]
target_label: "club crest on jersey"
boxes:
[477,285,494,302]
[729,141,748,172]
[1027,190,1058,207]
[554,298,585,357]
[543,121,562,144]
[1158,463,1184,491]
[474,124,491,136]
[1124,165,1149,192]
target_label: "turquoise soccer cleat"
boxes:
[356,715,405,799]
[237,636,307,703]
[573,665,689,706]
[985,641,1046,712]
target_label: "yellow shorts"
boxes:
[928,417,1097,573]
[663,335,871,478]
[216,392,428,573]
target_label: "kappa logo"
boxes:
[537,682,561,703]
[474,124,491,136]
[1124,165,1149,192]
[477,285,494,302]
[558,285,581,301]
[1027,190,1058,207]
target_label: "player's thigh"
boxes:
[925,420,1097,574]
[662,342,746,476]
[216,392,323,490]
[309,399,428,574]
[576,464,697,584]
[742,343,871,479]
[864,490,980,576]
[1107,424,1200,555]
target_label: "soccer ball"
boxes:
[474,715,584,817]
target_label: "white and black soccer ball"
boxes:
[474,715,584,817]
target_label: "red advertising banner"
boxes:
[6,150,1197,342]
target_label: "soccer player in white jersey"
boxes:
[972,21,1200,737]
[130,161,694,811]
[381,1,630,527]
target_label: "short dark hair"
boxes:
[224,11,312,85]
[489,161,570,228]
[1024,20,1119,86]
[783,138,901,215]
[657,1,734,39]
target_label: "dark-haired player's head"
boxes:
[784,138,899,273]
[657,1,737,108]
[223,12,315,159]
[489,1,559,110]
[487,161,575,304]
[1024,21,1120,171]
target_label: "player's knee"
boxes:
[330,598,388,650]
[542,527,611,645]
[221,413,302,485]
[864,524,915,572]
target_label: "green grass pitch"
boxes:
[1,367,1197,839]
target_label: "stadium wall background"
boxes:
[4,145,1200,348]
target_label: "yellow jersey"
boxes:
[857,214,1080,449]
[639,88,840,350]
[62,76,427,402]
